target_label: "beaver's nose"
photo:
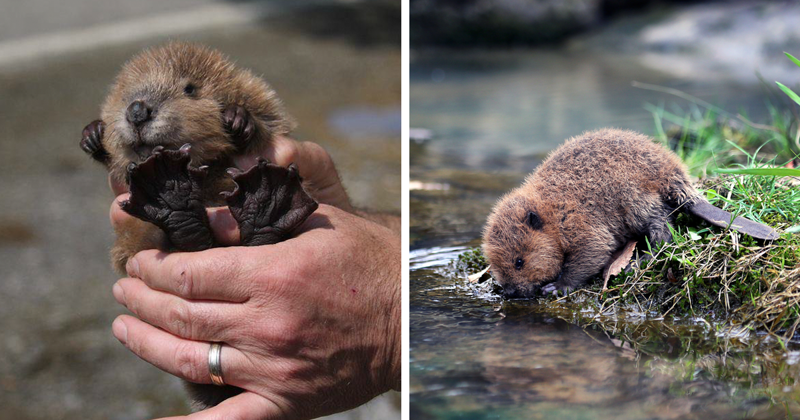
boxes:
[126,100,152,127]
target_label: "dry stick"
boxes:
[720,259,730,311]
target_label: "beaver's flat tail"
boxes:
[686,200,781,241]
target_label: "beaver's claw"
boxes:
[80,120,110,165]
[222,104,257,150]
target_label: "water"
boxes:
[410,46,800,420]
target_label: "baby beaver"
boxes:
[79,41,318,409]
[483,128,780,298]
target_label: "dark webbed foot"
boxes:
[80,120,110,165]
[121,144,215,251]
[222,104,257,150]
[223,159,318,246]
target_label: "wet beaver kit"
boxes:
[471,128,799,337]
[483,128,780,299]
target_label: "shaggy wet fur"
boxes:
[92,41,293,272]
[483,129,695,297]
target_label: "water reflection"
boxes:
[411,247,800,419]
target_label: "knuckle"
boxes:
[167,302,193,338]
[124,329,142,355]
[171,258,195,297]
[291,250,320,281]
[263,267,293,295]
[123,289,141,316]
[266,317,303,350]
[307,142,333,170]
[174,341,205,382]
[269,359,311,389]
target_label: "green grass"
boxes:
[602,169,800,335]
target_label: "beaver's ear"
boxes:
[526,211,542,230]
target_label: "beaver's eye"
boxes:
[527,211,542,230]
[514,258,524,270]
[184,83,197,97]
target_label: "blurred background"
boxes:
[0,0,400,419]
[410,1,800,419]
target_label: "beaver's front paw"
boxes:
[541,283,573,296]
[222,104,257,150]
[121,144,215,251]
[80,120,110,165]
[223,159,318,246]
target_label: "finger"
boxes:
[114,277,241,342]
[108,175,127,196]
[112,315,250,386]
[154,392,282,420]
[233,137,353,211]
[293,141,353,211]
[207,207,240,246]
[110,194,132,229]
[127,248,255,302]
[112,197,240,245]
[232,135,295,169]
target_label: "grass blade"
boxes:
[715,167,800,176]
[785,52,800,69]
[776,82,800,106]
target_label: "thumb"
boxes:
[154,392,287,420]
[108,175,127,196]
[233,136,353,212]
[207,207,241,246]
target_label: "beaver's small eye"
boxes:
[184,83,197,97]
[514,258,524,270]
[527,211,542,229]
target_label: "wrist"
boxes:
[385,279,401,391]
[381,237,402,392]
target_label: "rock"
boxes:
[410,0,709,46]
[411,0,602,46]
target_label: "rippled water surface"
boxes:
[410,47,800,419]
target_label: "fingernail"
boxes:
[112,281,126,305]
[126,257,140,278]
[112,318,128,345]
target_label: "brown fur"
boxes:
[483,128,696,297]
[98,41,293,272]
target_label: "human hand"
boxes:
[109,202,401,419]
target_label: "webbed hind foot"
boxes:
[223,158,318,246]
[121,144,215,251]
